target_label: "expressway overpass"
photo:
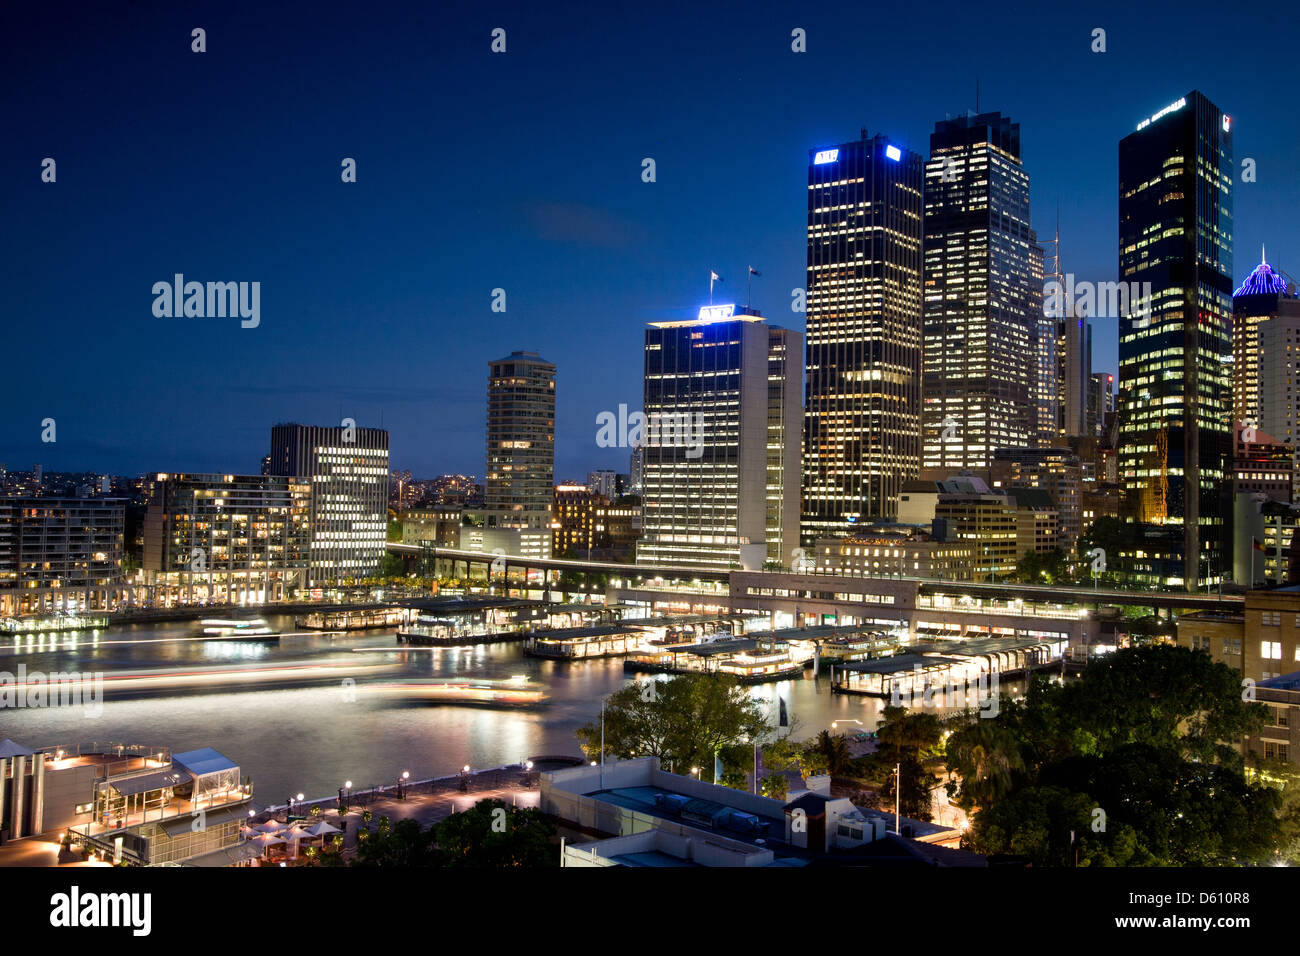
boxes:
[385,542,1243,613]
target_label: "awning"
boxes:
[108,769,187,797]
[172,748,239,777]
[181,841,262,867]
[160,804,248,837]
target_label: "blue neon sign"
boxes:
[813,149,839,165]
[885,145,902,161]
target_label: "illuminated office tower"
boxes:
[1118,91,1233,590]
[268,423,390,583]
[922,112,1039,479]
[482,351,555,556]
[1234,254,1298,429]
[802,132,924,542]
[638,305,801,571]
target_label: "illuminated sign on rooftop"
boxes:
[1136,97,1186,131]
[885,145,902,161]
[698,304,736,321]
[813,149,839,165]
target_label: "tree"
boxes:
[952,644,1284,865]
[945,720,1026,810]
[875,705,943,762]
[575,674,770,772]
[352,817,438,867]
[810,731,853,775]
[760,774,789,800]
[435,800,556,868]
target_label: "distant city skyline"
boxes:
[6,1,1300,480]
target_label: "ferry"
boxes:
[295,607,408,631]
[198,618,280,641]
[2,612,110,633]
[372,675,545,706]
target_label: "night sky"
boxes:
[5,0,1298,480]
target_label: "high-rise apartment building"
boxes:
[268,423,390,583]
[922,112,1039,479]
[1118,91,1233,589]
[802,132,924,540]
[485,351,555,531]
[638,305,800,571]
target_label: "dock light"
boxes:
[296,793,304,801]
[248,810,255,817]
[345,780,352,789]
[463,765,470,773]
[525,761,533,770]
[402,771,409,780]
[590,761,597,767]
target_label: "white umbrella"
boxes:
[253,821,289,834]
[248,833,286,850]
[304,821,341,837]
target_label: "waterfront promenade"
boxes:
[0,762,553,867]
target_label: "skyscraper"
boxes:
[802,132,924,542]
[485,350,555,529]
[922,112,1039,479]
[638,305,801,570]
[268,423,390,583]
[1234,254,1298,429]
[1118,91,1233,590]
[1058,313,1093,437]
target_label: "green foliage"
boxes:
[353,817,438,867]
[434,799,556,868]
[958,644,1282,866]
[576,674,770,771]
[760,773,789,800]
[1015,547,1071,585]
[810,730,854,776]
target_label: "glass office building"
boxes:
[802,132,924,541]
[1118,90,1233,590]
[922,112,1039,480]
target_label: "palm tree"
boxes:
[814,730,853,775]
[945,722,1025,809]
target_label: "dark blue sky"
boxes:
[5,0,1298,480]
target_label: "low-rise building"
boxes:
[1,740,255,866]
[1247,671,1299,769]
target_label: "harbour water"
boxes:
[0,615,892,802]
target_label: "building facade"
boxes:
[142,473,310,605]
[268,423,389,583]
[638,306,800,571]
[922,112,1039,480]
[0,497,125,618]
[1118,91,1234,590]
[485,351,555,539]
[802,132,924,537]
